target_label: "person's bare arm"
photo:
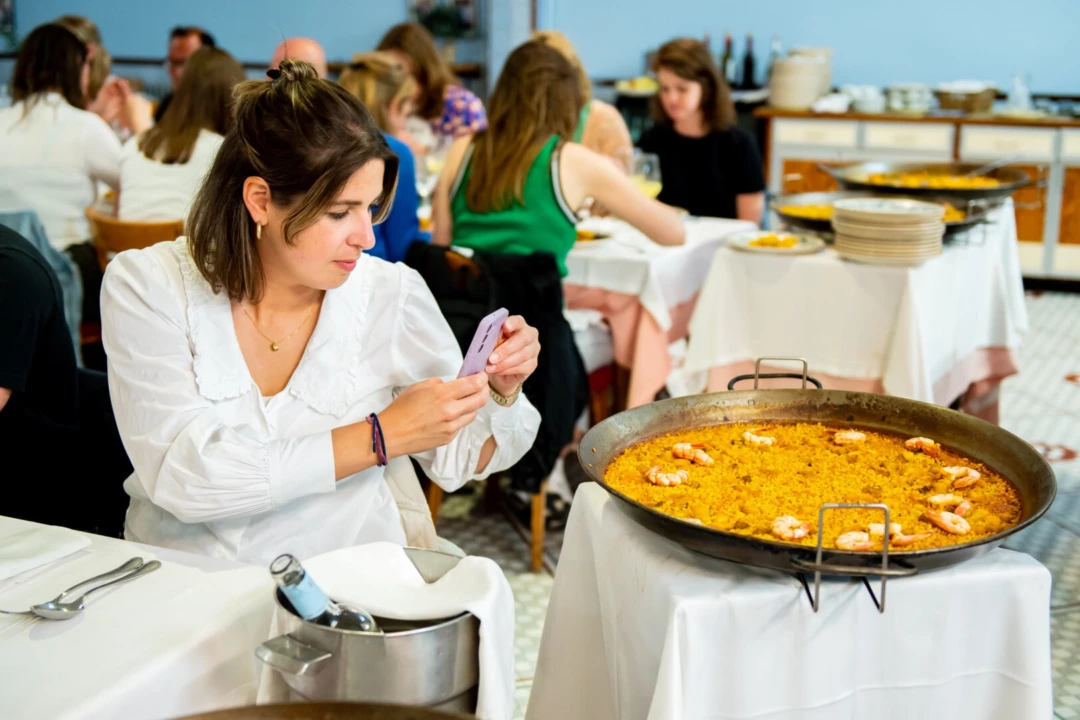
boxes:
[0,387,10,413]
[431,136,472,247]
[561,143,685,246]
[736,192,765,227]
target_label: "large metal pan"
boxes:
[578,363,1055,580]
[824,161,1033,201]
[771,190,995,236]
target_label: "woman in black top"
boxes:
[638,38,765,223]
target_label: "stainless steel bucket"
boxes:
[255,548,480,713]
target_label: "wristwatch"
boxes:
[489,383,521,407]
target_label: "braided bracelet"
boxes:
[366,413,388,467]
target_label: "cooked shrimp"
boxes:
[890,531,934,547]
[672,442,715,466]
[771,516,811,541]
[942,466,981,489]
[836,531,876,551]
[868,522,933,547]
[833,430,867,446]
[929,493,975,517]
[868,522,902,537]
[742,431,776,447]
[645,466,688,487]
[905,437,940,458]
[924,509,971,535]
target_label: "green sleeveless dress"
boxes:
[449,136,578,277]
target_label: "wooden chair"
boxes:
[85,206,185,272]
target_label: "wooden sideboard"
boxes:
[756,108,1080,278]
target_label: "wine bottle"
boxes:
[270,553,380,632]
[741,33,757,90]
[720,33,737,87]
[766,35,782,84]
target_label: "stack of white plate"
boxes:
[831,198,945,266]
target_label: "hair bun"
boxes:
[276,58,318,83]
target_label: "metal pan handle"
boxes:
[727,357,824,391]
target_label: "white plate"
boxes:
[726,231,826,255]
[838,250,941,267]
[833,197,945,222]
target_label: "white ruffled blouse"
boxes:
[101,238,540,565]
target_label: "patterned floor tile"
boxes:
[1052,610,1080,719]
[1050,492,1080,536]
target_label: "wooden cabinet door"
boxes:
[1059,167,1080,245]
[1009,164,1047,244]
[780,160,855,194]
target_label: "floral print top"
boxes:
[432,84,487,138]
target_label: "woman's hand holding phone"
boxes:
[485,315,540,398]
[378,374,490,457]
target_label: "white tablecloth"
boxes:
[566,217,756,331]
[527,484,1052,720]
[683,202,1028,401]
[0,516,274,720]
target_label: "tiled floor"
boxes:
[438,290,1080,720]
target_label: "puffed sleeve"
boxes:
[101,248,337,524]
[389,266,539,491]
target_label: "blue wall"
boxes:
[15,0,410,64]
[16,0,1076,93]
[539,0,1077,93]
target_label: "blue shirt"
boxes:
[371,134,429,264]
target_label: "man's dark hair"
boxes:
[169,26,216,49]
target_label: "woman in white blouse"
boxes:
[101,60,542,564]
[0,23,121,250]
[119,47,245,222]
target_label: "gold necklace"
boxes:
[242,301,320,352]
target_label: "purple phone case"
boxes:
[457,308,510,378]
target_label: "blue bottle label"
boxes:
[280,571,330,621]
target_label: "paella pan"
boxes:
[772,190,993,236]
[579,361,1055,580]
[824,161,1033,201]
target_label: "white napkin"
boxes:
[0,526,91,584]
[257,542,515,720]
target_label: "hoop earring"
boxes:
[256,223,262,240]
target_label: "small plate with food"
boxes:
[726,231,826,255]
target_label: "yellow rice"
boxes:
[604,422,1021,551]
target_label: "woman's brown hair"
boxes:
[53,15,110,101]
[338,51,418,133]
[186,59,400,303]
[138,47,245,165]
[376,23,457,121]
[652,38,735,132]
[11,23,88,111]
[465,41,583,214]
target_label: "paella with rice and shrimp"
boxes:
[604,422,1022,551]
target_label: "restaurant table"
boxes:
[0,516,275,720]
[565,217,756,408]
[526,484,1052,720]
[683,202,1027,423]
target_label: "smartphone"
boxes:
[457,308,510,379]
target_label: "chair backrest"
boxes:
[85,206,185,271]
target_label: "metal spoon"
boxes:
[0,557,145,617]
[30,560,161,620]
